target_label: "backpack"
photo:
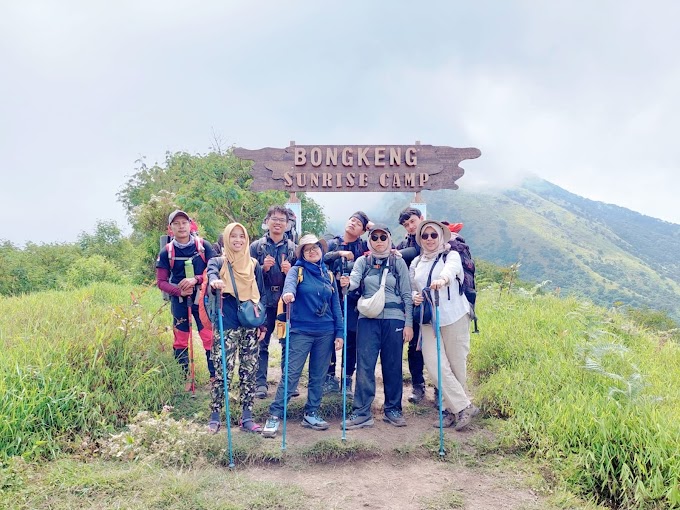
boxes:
[274,266,336,338]
[359,254,398,291]
[296,265,335,288]
[414,237,478,331]
[159,235,208,304]
[448,236,477,306]
[253,237,296,263]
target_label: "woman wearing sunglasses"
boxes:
[339,224,413,429]
[410,220,478,431]
[261,234,344,437]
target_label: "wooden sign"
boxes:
[234,142,481,192]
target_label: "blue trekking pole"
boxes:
[281,301,291,451]
[218,290,235,468]
[433,287,445,457]
[341,257,348,443]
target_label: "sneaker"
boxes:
[322,375,340,395]
[433,410,456,428]
[342,377,353,398]
[343,413,374,430]
[261,415,280,438]
[291,388,300,398]
[301,411,329,431]
[454,404,480,431]
[408,383,425,404]
[255,385,268,399]
[383,410,407,427]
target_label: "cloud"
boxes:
[1,1,678,245]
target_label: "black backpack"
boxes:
[448,235,476,306]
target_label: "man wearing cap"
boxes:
[396,207,427,404]
[249,205,297,399]
[321,211,371,395]
[156,210,217,388]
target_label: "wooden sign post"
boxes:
[234,142,480,193]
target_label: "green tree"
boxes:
[78,220,134,267]
[118,150,327,278]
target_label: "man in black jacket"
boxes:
[250,205,297,398]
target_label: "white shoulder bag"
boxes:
[357,268,389,318]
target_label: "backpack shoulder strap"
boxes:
[297,266,304,283]
[166,242,175,269]
[254,237,267,258]
[194,237,206,263]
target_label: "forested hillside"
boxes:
[383,178,680,320]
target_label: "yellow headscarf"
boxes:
[219,223,261,303]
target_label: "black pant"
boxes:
[255,306,278,388]
[353,318,404,417]
[328,329,357,379]
[407,320,424,385]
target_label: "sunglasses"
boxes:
[421,232,439,240]
[371,234,388,242]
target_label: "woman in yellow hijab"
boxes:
[206,223,266,433]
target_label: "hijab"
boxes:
[368,229,392,260]
[419,223,446,261]
[219,223,260,303]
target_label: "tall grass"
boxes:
[472,292,680,509]
[0,284,179,460]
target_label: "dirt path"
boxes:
[227,366,548,510]
[250,459,542,510]
[177,340,561,510]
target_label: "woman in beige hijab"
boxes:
[206,223,266,433]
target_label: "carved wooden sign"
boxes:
[233,143,481,192]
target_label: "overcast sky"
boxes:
[2,1,679,245]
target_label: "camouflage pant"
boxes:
[210,326,259,414]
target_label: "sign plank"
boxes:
[234,144,480,192]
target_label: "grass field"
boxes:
[1,283,679,508]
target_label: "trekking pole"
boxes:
[341,257,348,443]
[218,290,235,468]
[281,301,291,451]
[471,304,480,334]
[433,288,446,457]
[187,295,196,397]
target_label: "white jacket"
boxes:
[410,249,470,327]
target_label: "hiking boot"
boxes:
[383,410,407,427]
[261,415,280,438]
[255,385,268,399]
[342,377,353,398]
[301,411,329,431]
[343,413,374,430]
[408,383,425,404]
[454,404,480,431]
[322,375,340,395]
[433,410,456,428]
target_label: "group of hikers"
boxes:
[156,204,479,438]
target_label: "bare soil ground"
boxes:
[214,353,555,510]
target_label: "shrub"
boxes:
[63,255,128,287]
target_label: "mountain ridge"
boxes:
[378,178,680,319]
